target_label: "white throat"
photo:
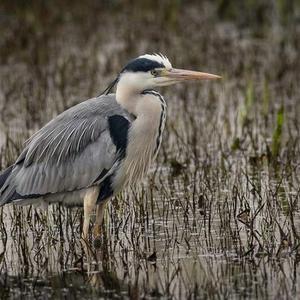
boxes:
[116,80,138,115]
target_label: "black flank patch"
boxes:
[95,115,130,202]
[108,115,130,159]
[122,58,164,73]
[97,175,113,203]
[93,168,108,184]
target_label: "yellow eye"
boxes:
[151,69,159,77]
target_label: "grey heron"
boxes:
[0,54,220,240]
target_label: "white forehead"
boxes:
[138,53,172,69]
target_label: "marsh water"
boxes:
[0,1,300,299]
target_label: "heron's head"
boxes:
[108,54,220,94]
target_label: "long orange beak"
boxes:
[165,68,221,81]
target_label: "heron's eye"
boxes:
[151,69,159,77]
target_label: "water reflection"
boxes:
[0,184,299,299]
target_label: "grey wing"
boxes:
[0,94,131,204]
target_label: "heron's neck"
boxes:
[113,89,167,188]
[116,82,140,115]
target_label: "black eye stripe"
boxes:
[122,58,164,73]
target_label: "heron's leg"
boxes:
[93,198,110,237]
[82,187,99,240]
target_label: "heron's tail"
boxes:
[0,165,13,189]
[0,165,14,205]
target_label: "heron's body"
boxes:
[0,54,219,240]
[0,92,165,207]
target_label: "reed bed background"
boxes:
[0,1,300,299]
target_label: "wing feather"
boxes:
[0,94,132,203]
